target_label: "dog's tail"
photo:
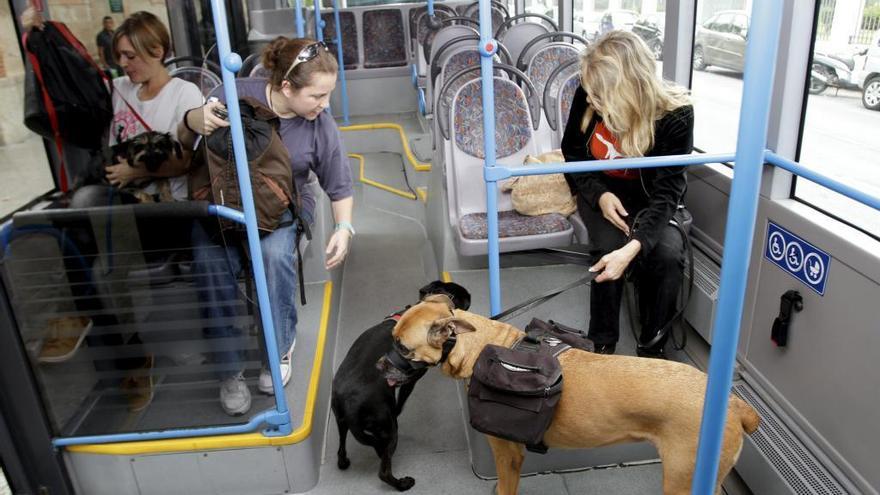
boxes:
[733,397,761,434]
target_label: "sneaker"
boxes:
[220,372,252,416]
[121,355,155,412]
[38,316,93,363]
[258,349,292,395]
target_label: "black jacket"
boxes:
[561,85,694,255]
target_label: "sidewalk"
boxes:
[0,134,53,218]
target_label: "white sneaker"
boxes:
[220,372,252,416]
[258,350,292,395]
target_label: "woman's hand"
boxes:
[598,191,630,235]
[186,100,229,136]
[105,159,145,188]
[21,3,45,30]
[590,239,641,282]
[325,229,352,270]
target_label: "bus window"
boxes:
[797,0,880,235]
[0,2,53,218]
[690,1,747,155]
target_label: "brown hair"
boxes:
[112,11,171,62]
[262,37,338,90]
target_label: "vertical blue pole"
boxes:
[209,0,291,427]
[314,0,323,41]
[690,2,783,493]
[477,0,501,316]
[294,0,305,37]
[332,0,350,125]
[427,0,434,16]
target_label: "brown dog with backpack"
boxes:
[378,295,760,495]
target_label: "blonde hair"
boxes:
[112,11,171,61]
[579,31,690,157]
[262,37,338,91]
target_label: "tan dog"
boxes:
[380,295,760,495]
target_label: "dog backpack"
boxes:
[469,325,580,453]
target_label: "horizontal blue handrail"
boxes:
[52,409,278,447]
[765,151,880,212]
[207,204,246,223]
[484,152,737,182]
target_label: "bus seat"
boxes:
[542,58,580,148]
[519,43,579,151]
[410,6,458,88]
[494,14,559,71]
[363,10,408,68]
[321,11,359,70]
[461,0,509,34]
[449,77,573,256]
[422,25,479,115]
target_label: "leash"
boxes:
[491,273,596,322]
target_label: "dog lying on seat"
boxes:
[331,281,471,492]
[109,130,183,202]
[379,295,760,495]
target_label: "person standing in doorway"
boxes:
[96,16,121,77]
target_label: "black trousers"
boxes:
[578,181,685,348]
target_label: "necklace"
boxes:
[266,85,295,118]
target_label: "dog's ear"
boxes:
[427,316,476,348]
[422,293,454,312]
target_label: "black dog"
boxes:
[331,281,470,491]
[98,129,183,202]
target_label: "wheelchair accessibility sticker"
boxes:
[765,221,830,295]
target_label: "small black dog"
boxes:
[108,129,183,202]
[331,281,470,491]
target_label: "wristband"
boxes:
[335,221,355,236]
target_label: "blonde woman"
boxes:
[562,31,694,359]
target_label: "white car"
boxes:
[853,33,880,110]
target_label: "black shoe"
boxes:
[636,346,667,360]
[593,343,616,355]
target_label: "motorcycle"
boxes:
[810,49,864,95]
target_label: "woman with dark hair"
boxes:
[180,37,354,415]
[562,31,694,359]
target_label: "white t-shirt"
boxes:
[110,77,203,201]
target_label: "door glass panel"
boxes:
[0,1,53,218]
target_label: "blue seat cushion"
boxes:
[459,210,571,240]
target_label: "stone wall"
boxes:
[44,0,170,62]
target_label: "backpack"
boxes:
[23,22,113,190]
[191,97,304,235]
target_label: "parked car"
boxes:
[693,10,749,72]
[574,11,602,42]
[598,9,639,35]
[632,14,664,60]
[852,33,880,110]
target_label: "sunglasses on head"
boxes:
[283,41,329,80]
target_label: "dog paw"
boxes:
[395,477,415,491]
[337,456,350,470]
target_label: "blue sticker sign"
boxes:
[765,221,830,295]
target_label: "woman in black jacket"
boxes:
[562,31,694,358]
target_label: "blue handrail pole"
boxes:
[53,409,278,447]
[210,0,291,431]
[477,0,501,316]
[427,0,434,16]
[332,0,350,125]
[314,0,323,41]
[765,152,880,212]
[294,0,305,37]
[691,2,784,493]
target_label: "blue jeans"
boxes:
[192,210,305,377]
